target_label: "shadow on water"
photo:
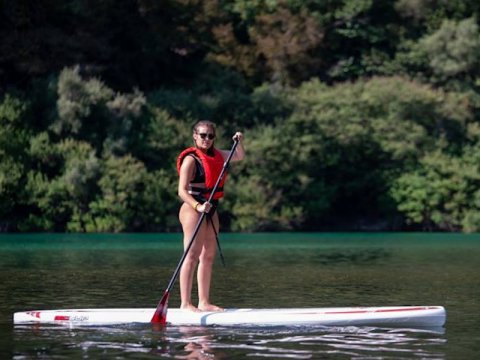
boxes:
[12,323,446,359]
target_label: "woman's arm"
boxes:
[178,156,198,208]
[178,156,212,213]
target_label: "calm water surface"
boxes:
[1,233,479,359]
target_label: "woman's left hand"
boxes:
[233,132,243,142]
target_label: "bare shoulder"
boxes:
[180,155,196,172]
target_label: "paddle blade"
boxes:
[151,290,169,324]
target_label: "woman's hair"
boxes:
[193,120,216,135]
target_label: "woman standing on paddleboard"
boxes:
[177,120,245,312]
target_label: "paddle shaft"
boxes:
[152,139,239,323]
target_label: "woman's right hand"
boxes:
[196,202,212,213]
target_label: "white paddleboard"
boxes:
[14,306,446,327]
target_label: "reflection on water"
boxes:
[174,326,228,359]
[13,324,446,359]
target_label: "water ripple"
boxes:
[15,324,448,359]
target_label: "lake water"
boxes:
[1,233,479,359]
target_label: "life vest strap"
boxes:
[188,186,223,195]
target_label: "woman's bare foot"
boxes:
[180,303,201,312]
[198,302,224,312]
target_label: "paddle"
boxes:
[151,138,240,324]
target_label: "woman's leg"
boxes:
[179,203,207,311]
[197,212,223,311]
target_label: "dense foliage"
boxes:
[1,0,480,232]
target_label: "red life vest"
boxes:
[177,147,227,200]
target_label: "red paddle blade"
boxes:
[151,291,169,324]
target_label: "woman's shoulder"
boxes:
[177,148,199,173]
[181,154,197,166]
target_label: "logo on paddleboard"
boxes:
[54,315,89,322]
[27,311,41,318]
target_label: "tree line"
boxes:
[1,0,480,232]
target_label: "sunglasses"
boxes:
[197,132,215,140]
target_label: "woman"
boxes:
[177,120,245,312]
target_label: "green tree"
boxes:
[20,136,100,231]
[0,94,30,230]
[391,147,480,231]
[74,153,179,233]
[420,17,480,85]
[54,66,147,156]
[224,125,306,231]
[226,76,474,231]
